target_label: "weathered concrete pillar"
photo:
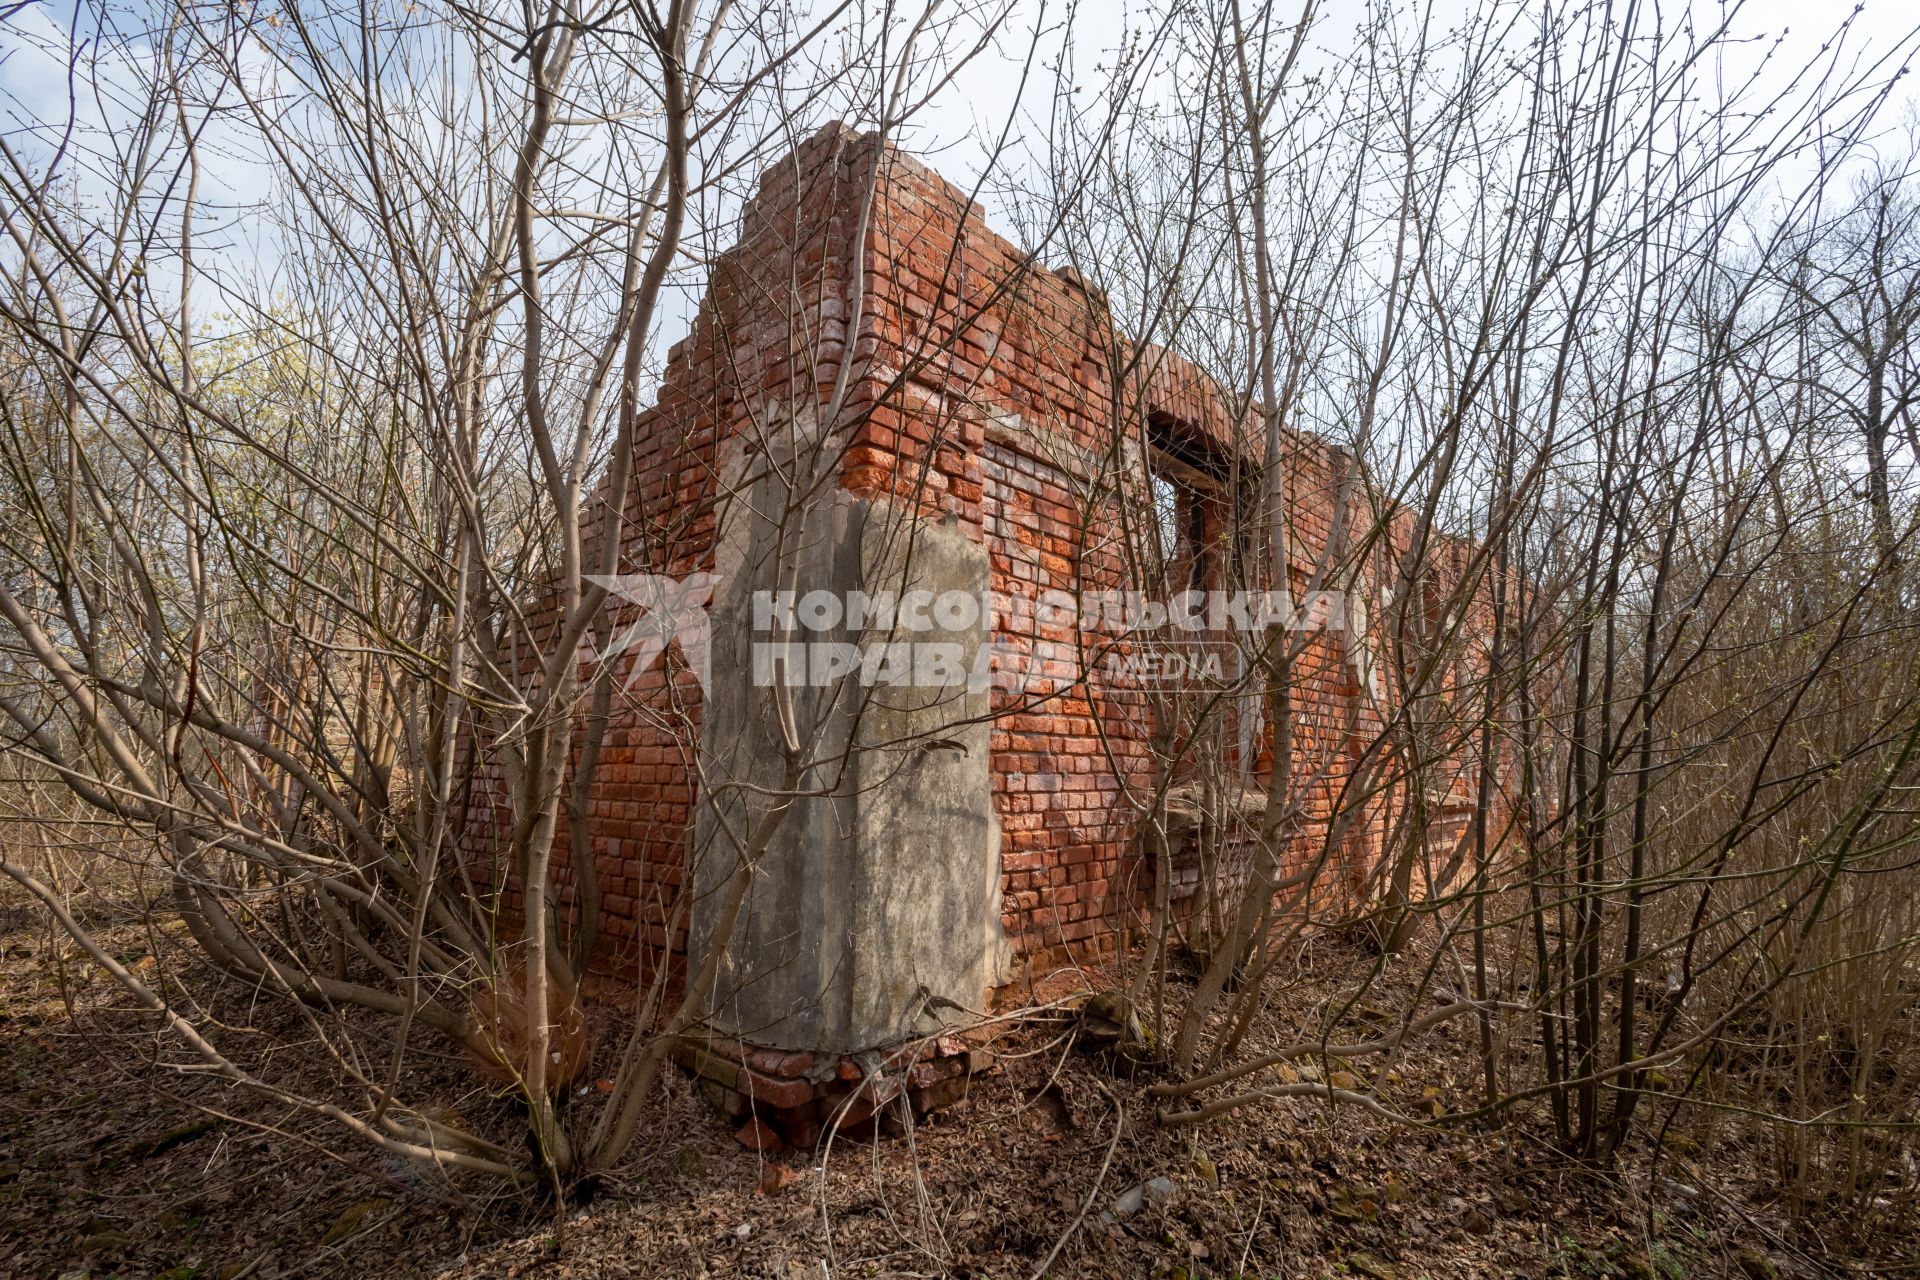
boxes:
[691,426,1010,1054]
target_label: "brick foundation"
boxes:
[674,1031,996,1149]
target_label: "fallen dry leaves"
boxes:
[3,891,1909,1279]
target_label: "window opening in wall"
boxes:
[1152,470,1182,564]
[1147,415,1229,592]
[1184,485,1208,589]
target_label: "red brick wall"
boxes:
[462,123,1504,982]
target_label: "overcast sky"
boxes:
[914,0,1920,231]
[2,0,1917,343]
[8,0,1918,212]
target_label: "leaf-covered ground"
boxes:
[0,896,1903,1279]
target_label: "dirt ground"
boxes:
[0,896,1906,1280]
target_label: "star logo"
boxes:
[586,573,721,691]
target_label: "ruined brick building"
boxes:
[468,124,1495,1136]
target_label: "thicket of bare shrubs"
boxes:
[2,0,1919,1263]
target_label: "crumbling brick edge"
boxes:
[672,1030,999,1152]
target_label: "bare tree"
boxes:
[6,0,1920,1257]
[0,0,1028,1199]
[1780,137,1920,564]
[1035,2,1920,1229]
